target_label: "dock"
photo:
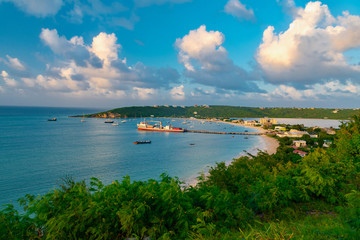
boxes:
[185,130,269,135]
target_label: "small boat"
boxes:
[133,140,151,144]
[48,118,57,121]
[121,120,127,123]
[81,114,86,122]
[105,119,114,123]
[244,130,248,132]
[112,122,119,126]
[190,143,195,146]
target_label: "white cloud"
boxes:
[10,30,179,100]
[40,28,85,54]
[1,70,17,86]
[0,0,63,17]
[0,55,26,71]
[175,25,262,92]
[175,25,225,71]
[89,32,120,65]
[224,0,255,21]
[6,55,25,70]
[132,87,157,99]
[134,0,190,7]
[257,1,360,85]
[170,85,185,100]
[265,80,360,101]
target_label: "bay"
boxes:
[0,106,264,207]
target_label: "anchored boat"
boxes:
[133,140,151,144]
[137,120,184,132]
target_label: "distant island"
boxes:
[75,105,360,120]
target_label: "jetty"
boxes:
[185,130,269,135]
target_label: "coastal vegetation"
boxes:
[85,105,360,120]
[1,116,360,239]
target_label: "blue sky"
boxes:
[1,0,360,108]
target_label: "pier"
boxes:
[185,130,269,135]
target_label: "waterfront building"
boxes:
[260,117,277,127]
[244,120,257,126]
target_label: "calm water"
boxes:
[0,106,264,207]
[274,118,343,128]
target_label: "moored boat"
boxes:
[48,118,57,121]
[133,140,151,144]
[105,119,114,123]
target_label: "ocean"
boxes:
[0,106,265,207]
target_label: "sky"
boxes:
[1,0,360,108]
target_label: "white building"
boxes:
[293,140,307,148]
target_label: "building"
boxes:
[244,120,257,126]
[323,140,333,148]
[277,129,309,138]
[260,117,277,127]
[293,150,308,157]
[325,128,336,135]
[293,140,307,148]
[274,126,286,131]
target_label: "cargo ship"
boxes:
[137,120,185,132]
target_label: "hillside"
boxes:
[85,105,360,119]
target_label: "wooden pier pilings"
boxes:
[185,130,267,135]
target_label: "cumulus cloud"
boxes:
[170,85,185,100]
[224,0,255,21]
[257,1,360,85]
[89,32,120,65]
[134,0,190,7]
[0,55,26,71]
[14,29,180,99]
[0,0,63,17]
[175,25,262,92]
[40,28,95,67]
[1,70,17,86]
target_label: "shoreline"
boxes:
[183,120,279,186]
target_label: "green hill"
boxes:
[86,105,360,119]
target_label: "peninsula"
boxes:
[79,105,360,120]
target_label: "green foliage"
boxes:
[340,190,360,230]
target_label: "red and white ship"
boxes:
[137,120,185,132]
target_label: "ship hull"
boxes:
[137,127,184,132]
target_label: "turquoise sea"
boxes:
[0,106,264,207]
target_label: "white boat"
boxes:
[121,120,127,123]
[112,122,119,126]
